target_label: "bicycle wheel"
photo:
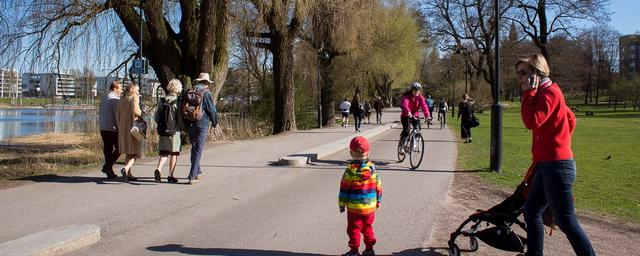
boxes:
[409,133,425,169]
[397,139,406,162]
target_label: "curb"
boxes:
[0,224,100,256]
[279,123,399,165]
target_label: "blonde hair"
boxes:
[166,79,183,94]
[124,83,139,97]
[515,53,550,77]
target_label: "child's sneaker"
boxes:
[342,250,360,256]
[362,249,375,256]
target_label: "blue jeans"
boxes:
[188,127,208,179]
[523,159,595,256]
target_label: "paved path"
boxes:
[0,110,457,255]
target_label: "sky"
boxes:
[608,0,640,35]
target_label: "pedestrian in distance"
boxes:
[116,83,144,181]
[350,93,364,133]
[363,101,372,124]
[153,79,184,183]
[438,97,448,124]
[517,53,595,256]
[373,97,384,124]
[425,94,435,125]
[339,136,382,256]
[98,81,123,179]
[183,73,218,185]
[457,94,475,143]
[340,98,351,127]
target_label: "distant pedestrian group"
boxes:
[98,73,218,184]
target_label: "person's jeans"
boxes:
[523,160,595,256]
[188,127,208,179]
[100,131,120,171]
[376,111,382,124]
[353,113,363,131]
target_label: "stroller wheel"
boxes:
[469,237,479,252]
[448,244,460,256]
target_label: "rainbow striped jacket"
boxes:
[338,159,382,215]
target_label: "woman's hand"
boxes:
[522,74,540,91]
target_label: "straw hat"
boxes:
[194,73,214,85]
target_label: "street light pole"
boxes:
[490,0,503,173]
[317,45,324,128]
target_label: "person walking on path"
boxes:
[340,98,351,127]
[517,54,595,256]
[399,82,430,144]
[183,73,218,185]
[457,94,475,143]
[363,101,372,125]
[373,97,384,124]
[98,81,122,179]
[425,94,435,125]
[116,83,144,181]
[153,79,184,183]
[339,136,382,256]
[438,97,448,124]
[350,93,364,133]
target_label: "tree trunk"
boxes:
[537,0,550,61]
[271,34,297,134]
[595,64,601,105]
[319,56,336,127]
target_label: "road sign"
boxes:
[131,59,148,74]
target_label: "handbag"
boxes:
[130,117,147,141]
[469,114,480,128]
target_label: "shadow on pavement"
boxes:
[16,174,158,185]
[146,244,448,255]
[378,167,491,173]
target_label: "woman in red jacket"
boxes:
[517,54,595,256]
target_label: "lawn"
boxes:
[449,102,640,223]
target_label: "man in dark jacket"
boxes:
[184,73,218,184]
[98,81,122,178]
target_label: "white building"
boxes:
[22,72,77,98]
[0,69,22,99]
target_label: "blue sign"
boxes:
[131,59,148,74]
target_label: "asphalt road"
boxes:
[0,116,457,255]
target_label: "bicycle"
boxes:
[397,117,425,169]
[439,110,447,129]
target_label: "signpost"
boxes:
[131,59,148,75]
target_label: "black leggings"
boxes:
[400,117,420,142]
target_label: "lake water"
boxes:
[0,108,98,142]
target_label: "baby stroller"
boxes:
[448,164,544,256]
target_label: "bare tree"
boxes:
[0,0,231,100]
[421,0,512,96]
[507,0,609,61]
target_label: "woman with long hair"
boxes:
[116,83,144,181]
[517,53,595,256]
[457,94,475,143]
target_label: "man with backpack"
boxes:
[182,73,218,184]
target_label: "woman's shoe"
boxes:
[167,176,178,183]
[154,169,161,182]
[125,170,138,181]
[120,168,127,180]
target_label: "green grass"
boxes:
[451,102,640,222]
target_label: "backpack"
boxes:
[181,87,209,122]
[439,101,447,111]
[157,98,177,136]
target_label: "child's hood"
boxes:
[348,159,373,180]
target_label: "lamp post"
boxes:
[490,0,503,172]
[455,47,470,94]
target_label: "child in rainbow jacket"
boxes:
[339,136,383,256]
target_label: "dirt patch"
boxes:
[425,172,640,255]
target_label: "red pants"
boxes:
[347,212,376,251]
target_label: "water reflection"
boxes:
[0,108,98,141]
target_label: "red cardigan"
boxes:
[521,82,576,162]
